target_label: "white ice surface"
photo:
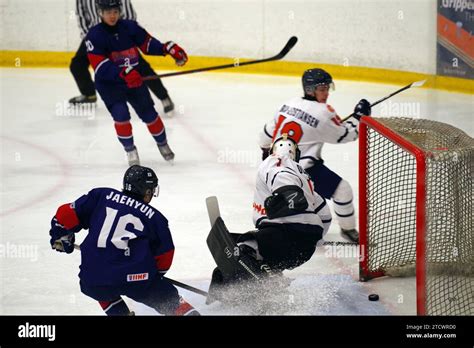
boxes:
[0,68,472,315]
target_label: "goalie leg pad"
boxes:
[206,217,273,282]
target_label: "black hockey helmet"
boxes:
[96,0,122,11]
[302,68,335,96]
[123,165,159,199]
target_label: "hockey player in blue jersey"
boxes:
[49,165,199,316]
[85,0,188,165]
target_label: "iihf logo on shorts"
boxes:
[127,273,149,282]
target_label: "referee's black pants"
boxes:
[70,39,170,100]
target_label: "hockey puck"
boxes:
[368,294,379,301]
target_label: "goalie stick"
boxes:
[143,36,298,80]
[205,196,357,245]
[206,196,242,242]
[73,244,208,297]
[205,196,221,227]
[205,200,276,289]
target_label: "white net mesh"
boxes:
[361,117,473,315]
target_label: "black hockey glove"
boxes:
[261,147,270,161]
[353,99,371,120]
[50,232,75,254]
[264,185,308,219]
[50,217,75,254]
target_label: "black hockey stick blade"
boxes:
[274,36,298,60]
[144,36,298,80]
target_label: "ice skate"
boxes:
[175,297,200,316]
[162,97,175,117]
[68,94,97,105]
[158,143,175,162]
[126,146,140,166]
[340,228,359,243]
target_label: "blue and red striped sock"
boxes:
[147,116,167,145]
[99,298,132,316]
[114,121,134,150]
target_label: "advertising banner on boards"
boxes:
[437,0,473,79]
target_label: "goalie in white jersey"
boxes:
[247,133,332,270]
[253,135,332,236]
[207,135,331,304]
[258,68,372,243]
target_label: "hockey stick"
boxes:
[143,36,298,80]
[164,277,208,297]
[73,244,208,297]
[341,79,426,122]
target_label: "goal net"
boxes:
[358,117,473,315]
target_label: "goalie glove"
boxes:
[264,185,308,219]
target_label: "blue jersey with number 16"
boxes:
[53,187,175,287]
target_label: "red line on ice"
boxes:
[0,135,70,217]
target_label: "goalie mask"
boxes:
[270,134,301,162]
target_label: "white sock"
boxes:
[332,179,356,230]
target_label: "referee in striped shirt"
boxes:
[70,0,175,114]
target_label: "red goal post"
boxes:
[358,116,473,316]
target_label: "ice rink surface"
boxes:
[1,68,472,315]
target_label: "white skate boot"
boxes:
[126,146,140,166]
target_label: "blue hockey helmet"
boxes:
[302,68,335,96]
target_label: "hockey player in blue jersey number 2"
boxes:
[86,0,188,165]
[49,165,199,316]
